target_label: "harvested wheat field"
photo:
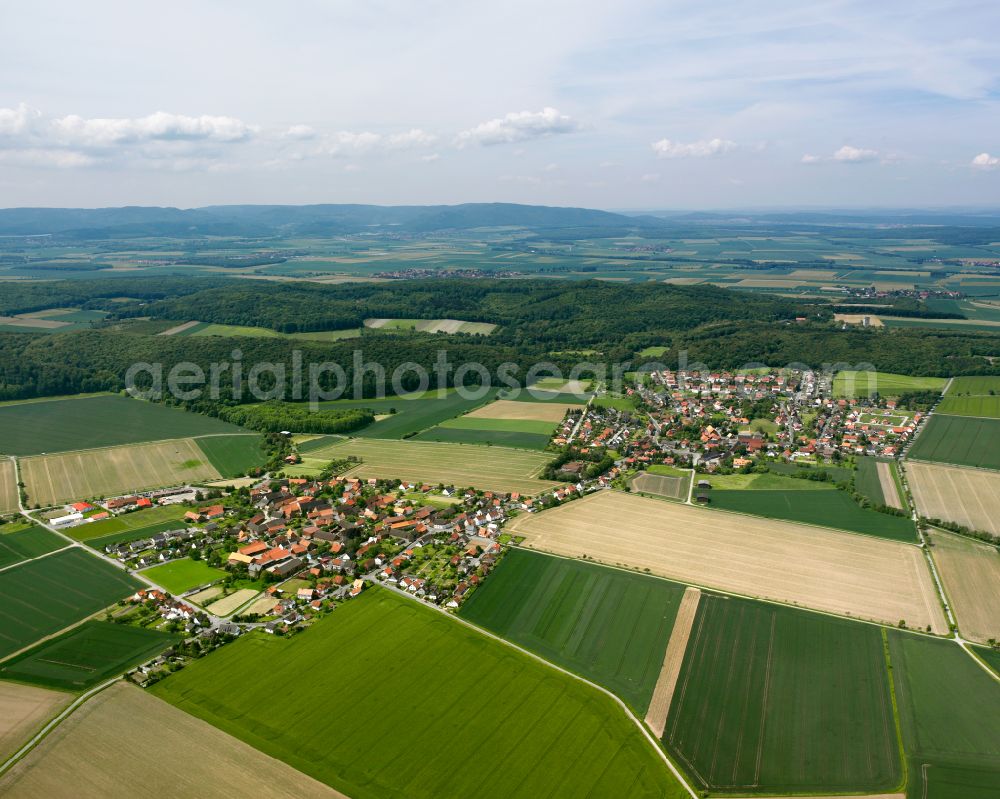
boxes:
[644,587,701,738]
[0,459,18,514]
[876,461,902,509]
[465,399,583,422]
[20,439,221,506]
[0,682,342,798]
[0,682,71,762]
[927,529,1000,644]
[907,461,1000,536]
[186,586,223,607]
[205,588,259,617]
[510,492,946,633]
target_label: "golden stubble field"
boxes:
[0,682,343,798]
[310,437,562,495]
[907,461,1000,536]
[0,682,71,763]
[465,399,584,423]
[510,491,947,633]
[927,529,1000,644]
[20,438,221,506]
[0,459,18,513]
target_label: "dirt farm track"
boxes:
[510,491,947,634]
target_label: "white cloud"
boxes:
[51,111,255,146]
[832,145,879,162]
[387,128,437,148]
[640,172,661,183]
[800,153,823,164]
[458,108,578,146]
[651,137,735,158]
[283,124,317,140]
[972,152,999,168]
[0,148,98,168]
[0,103,42,137]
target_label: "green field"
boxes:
[66,504,187,542]
[889,632,1000,799]
[0,524,67,569]
[0,395,246,456]
[974,645,1000,677]
[908,414,1000,469]
[833,371,946,398]
[705,471,838,490]
[766,460,853,483]
[86,520,190,552]
[705,488,918,541]
[593,395,637,411]
[0,621,180,690]
[188,322,361,341]
[664,594,901,794]
[0,548,143,659]
[152,588,684,799]
[414,426,552,450]
[856,455,889,505]
[140,559,226,594]
[944,375,1000,395]
[195,434,268,476]
[439,416,557,435]
[317,389,499,439]
[459,549,684,713]
[936,396,1000,417]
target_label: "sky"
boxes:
[1,0,998,209]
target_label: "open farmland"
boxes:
[0,460,17,513]
[907,415,1000,469]
[0,621,180,690]
[465,398,584,422]
[888,632,1000,799]
[704,488,917,541]
[0,548,143,658]
[302,437,561,495]
[833,371,946,398]
[0,524,66,569]
[152,588,685,799]
[195,434,268,477]
[510,491,946,633]
[67,504,187,542]
[0,395,244,456]
[364,317,496,335]
[140,559,226,594]
[205,588,259,616]
[414,425,552,449]
[907,461,1000,536]
[938,375,1000,417]
[856,455,903,508]
[925,530,1000,645]
[664,594,900,794]
[631,471,690,500]
[0,682,342,799]
[187,322,361,342]
[459,548,685,713]
[21,439,222,506]
[0,682,71,763]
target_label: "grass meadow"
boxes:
[67,504,187,542]
[833,371,946,398]
[0,621,180,690]
[140,559,226,594]
[195,434,268,477]
[0,548,143,658]
[664,593,901,794]
[459,549,685,713]
[0,395,244,456]
[152,588,685,799]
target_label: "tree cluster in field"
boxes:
[217,402,374,434]
[922,517,1000,545]
[895,390,942,411]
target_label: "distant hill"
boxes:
[0,203,664,238]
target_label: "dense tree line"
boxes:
[216,402,373,433]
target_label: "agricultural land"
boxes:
[664,593,901,794]
[630,471,690,500]
[0,395,244,456]
[936,375,1000,418]
[907,414,1000,469]
[459,548,685,713]
[0,523,67,569]
[0,460,18,514]
[510,491,946,632]
[833,371,946,398]
[151,588,685,799]
[0,681,71,763]
[194,434,269,477]
[20,439,222,506]
[906,461,1000,536]
[139,559,227,595]
[856,455,904,509]
[0,682,343,799]
[66,504,187,542]
[925,530,1000,645]
[299,437,561,495]
[0,548,143,658]
[364,317,496,335]
[416,396,579,450]
[0,621,181,690]
[888,632,1000,799]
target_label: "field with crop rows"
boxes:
[152,588,685,799]
[0,548,143,658]
[0,460,18,513]
[833,371,946,398]
[908,415,1000,469]
[926,530,1000,645]
[907,461,1000,536]
[0,682,71,763]
[0,524,67,569]
[67,504,187,542]
[140,559,227,594]
[460,549,684,712]
[195,434,268,477]
[664,593,900,794]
